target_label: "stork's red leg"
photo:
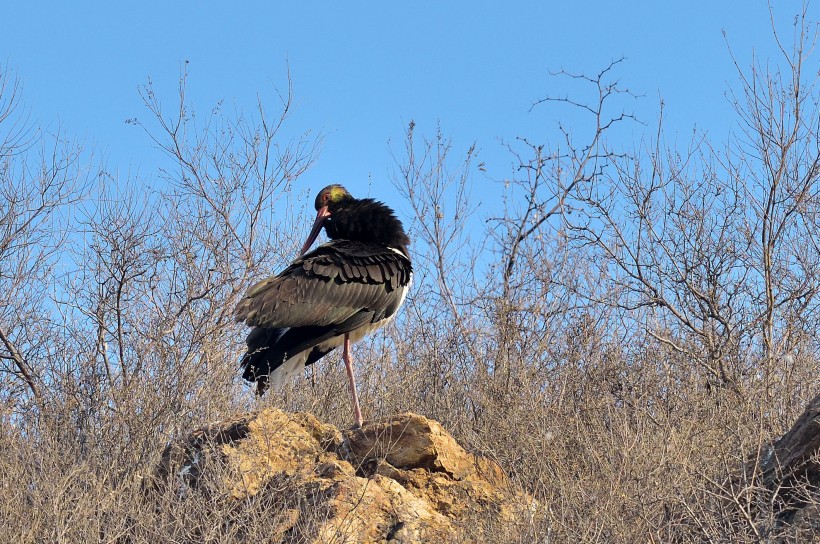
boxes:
[343,334,363,427]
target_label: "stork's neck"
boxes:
[325,198,410,255]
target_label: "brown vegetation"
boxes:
[1,7,820,543]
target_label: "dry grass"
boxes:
[1,303,817,543]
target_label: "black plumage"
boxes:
[234,185,412,426]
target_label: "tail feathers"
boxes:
[268,351,308,392]
[241,326,339,395]
[241,327,285,394]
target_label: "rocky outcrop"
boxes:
[758,392,820,535]
[760,394,820,499]
[153,410,533,543]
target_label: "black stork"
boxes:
[234,184,412,427]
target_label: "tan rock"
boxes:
[153,409,534,543]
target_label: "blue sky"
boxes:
[0,2,805,212]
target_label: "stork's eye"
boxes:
[323,193,331,203]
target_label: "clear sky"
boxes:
[0,2,808,211]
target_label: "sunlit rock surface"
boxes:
[154,409,534,543]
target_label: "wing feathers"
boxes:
[235,240,412,330]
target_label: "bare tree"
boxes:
[555,11,820,399]
[0,70,89,409]
[385,121,482,422]
[483,60,638,399]
[725,8,820,376]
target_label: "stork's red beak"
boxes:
[300,205,331,256]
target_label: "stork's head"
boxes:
[300,185,353,256]
[314,184,352,210]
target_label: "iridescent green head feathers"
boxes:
[314,184,352,211]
